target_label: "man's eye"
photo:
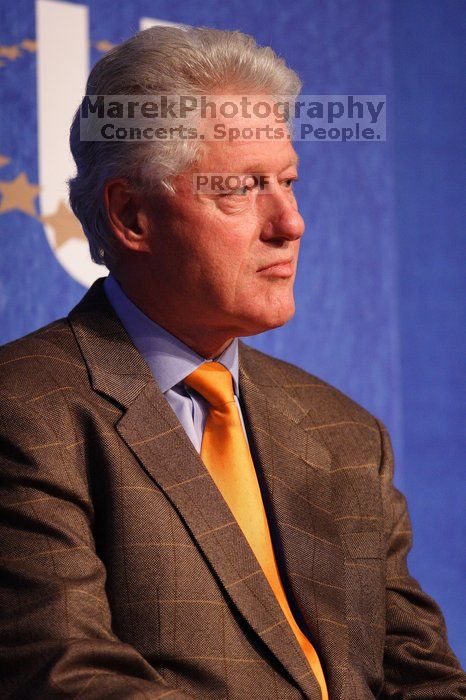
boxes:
[283,178,298,188]
[220,185,251,197]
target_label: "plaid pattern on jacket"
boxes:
[0,277,464,699]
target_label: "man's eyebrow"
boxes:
[239,156,299,173]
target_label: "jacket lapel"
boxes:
[68,278,345,699]
[239,343,348,699]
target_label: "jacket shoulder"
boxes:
[0,318,86,399]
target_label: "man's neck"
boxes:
[109,274,236,360]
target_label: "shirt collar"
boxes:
[103,274,240,395]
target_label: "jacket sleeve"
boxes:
[377,419,465,697]
[0,391,196,699]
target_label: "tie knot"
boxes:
[184,362,235,409]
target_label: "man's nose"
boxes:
[260,188,305,242]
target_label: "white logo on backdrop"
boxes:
[36,0,183,287]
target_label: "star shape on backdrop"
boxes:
[0,38,36,70]
[21,39,37,52]
[0,172,40,216]
[94,40,115,53]
[40,199,86,249]
[0,45,22,60]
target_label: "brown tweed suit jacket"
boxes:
[0,277,464,699]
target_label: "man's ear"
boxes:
[104,179,152,253]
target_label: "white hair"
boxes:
[68,26,302,268]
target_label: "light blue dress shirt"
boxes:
[103,274,249,453]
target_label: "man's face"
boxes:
[141,100,305,340]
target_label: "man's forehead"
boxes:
[238,154,299,173]
[199,140,299,174]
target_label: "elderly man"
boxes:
[0,26,463,700]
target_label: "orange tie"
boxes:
[184,362,328,699]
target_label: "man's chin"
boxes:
[240,304,296,336]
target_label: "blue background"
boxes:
[1,0,464,665]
